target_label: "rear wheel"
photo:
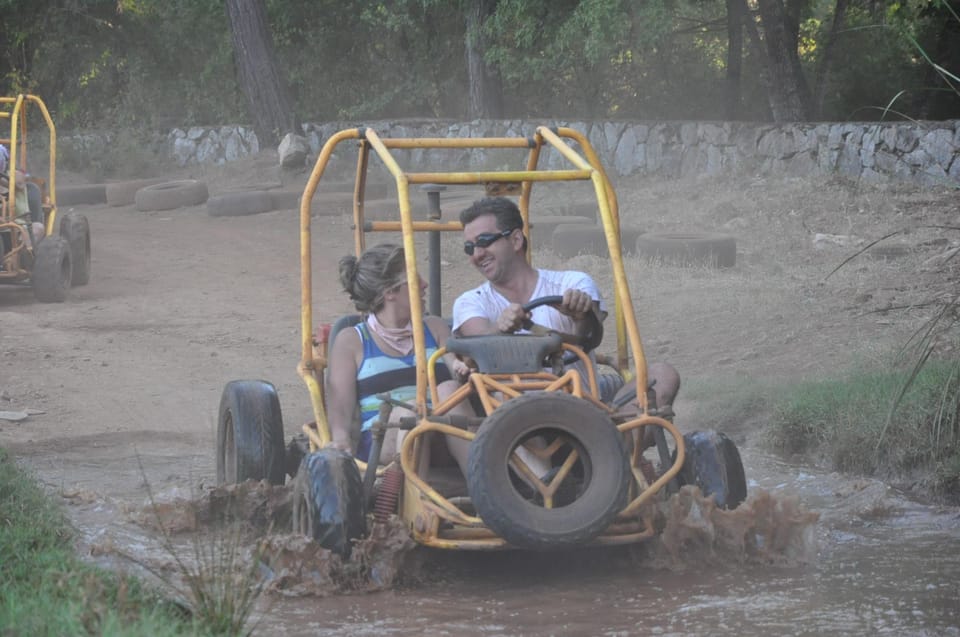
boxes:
[32,236,71,302]
[60,212,91,286]
[292,448,366,557]
[677,430,747,509]
[467,392,630,550]
[216,380,286,485]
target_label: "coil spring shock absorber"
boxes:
[373,464,404,524]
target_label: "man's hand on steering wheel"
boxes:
[496,290,596,334]
[517,294,605,355]
[496,303,530,333]
[556,289,594,321]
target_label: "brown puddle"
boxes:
[62,464,960,635]
[97,480,820,599]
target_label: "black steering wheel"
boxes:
[520,295,604,358]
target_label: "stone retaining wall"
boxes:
[76,119,960,186]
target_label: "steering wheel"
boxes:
[520,295,604,359]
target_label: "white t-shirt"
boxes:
[452,268,606,335]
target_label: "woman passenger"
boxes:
[325,243,472,469]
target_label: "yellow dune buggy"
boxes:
[215,125,746,556]
[1,94,90,302]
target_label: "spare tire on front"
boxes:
[467,392,630,550]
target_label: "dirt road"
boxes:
[2,167,956,503]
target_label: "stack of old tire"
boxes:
[542,200,737,268]
[56,178,211,210]
[134,180,210,211]
[204,180,395,218]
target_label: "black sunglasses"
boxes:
[464,228,515,256]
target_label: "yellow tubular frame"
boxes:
[1,94,59,276]
[296,126,685,549]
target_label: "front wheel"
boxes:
[677,430,747,509]
[32,236,72,302]
[216,380,286,485]
[292,448,366,558]
[60,212,91,286]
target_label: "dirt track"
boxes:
[2,164,957,510]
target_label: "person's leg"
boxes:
[31,222,45,242]
[26,182,43,224]
[436,379,475,475]
[649,361,680,411]
[434,380,553,478]
[641,361,681,450]
[377,406,417,465]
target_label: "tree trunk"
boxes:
[465,0,503,119]
[737,0,775,120]
[224,0,299,146]
[724,0,744,119]
[813,0,849,119]
[751,0,813,121]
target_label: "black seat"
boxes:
[444,333,563,374]
[328,313,363,347]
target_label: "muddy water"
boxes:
[63,445,960,637]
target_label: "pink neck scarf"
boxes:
[367,313,414,355]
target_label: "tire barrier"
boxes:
[134,179,209,211]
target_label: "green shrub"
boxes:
[764,355,960,495]
[0,448,198,636]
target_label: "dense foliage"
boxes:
[0,0,956,131]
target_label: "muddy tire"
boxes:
[635,232,736,268]
[292,448,366,557]
[677,430,747,509]
[134,180,209,211]
[467,392,630,549]
[32,236,72,302]
[216,380,286,486]
[59,212,91,286]
[206,190,274,217]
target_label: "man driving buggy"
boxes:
[452,196,681,446]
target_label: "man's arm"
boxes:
[456,304,534,336]
[452,291,508,336]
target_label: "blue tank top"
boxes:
[355,321,451,430]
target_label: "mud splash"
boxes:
[647,486,820,569]
[121,480,416,597]
[259,520,415,597]
[114,480,819,600]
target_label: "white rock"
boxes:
[813,233,864,249]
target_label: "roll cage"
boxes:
[296,125,685,548]
[0,94,59,280]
